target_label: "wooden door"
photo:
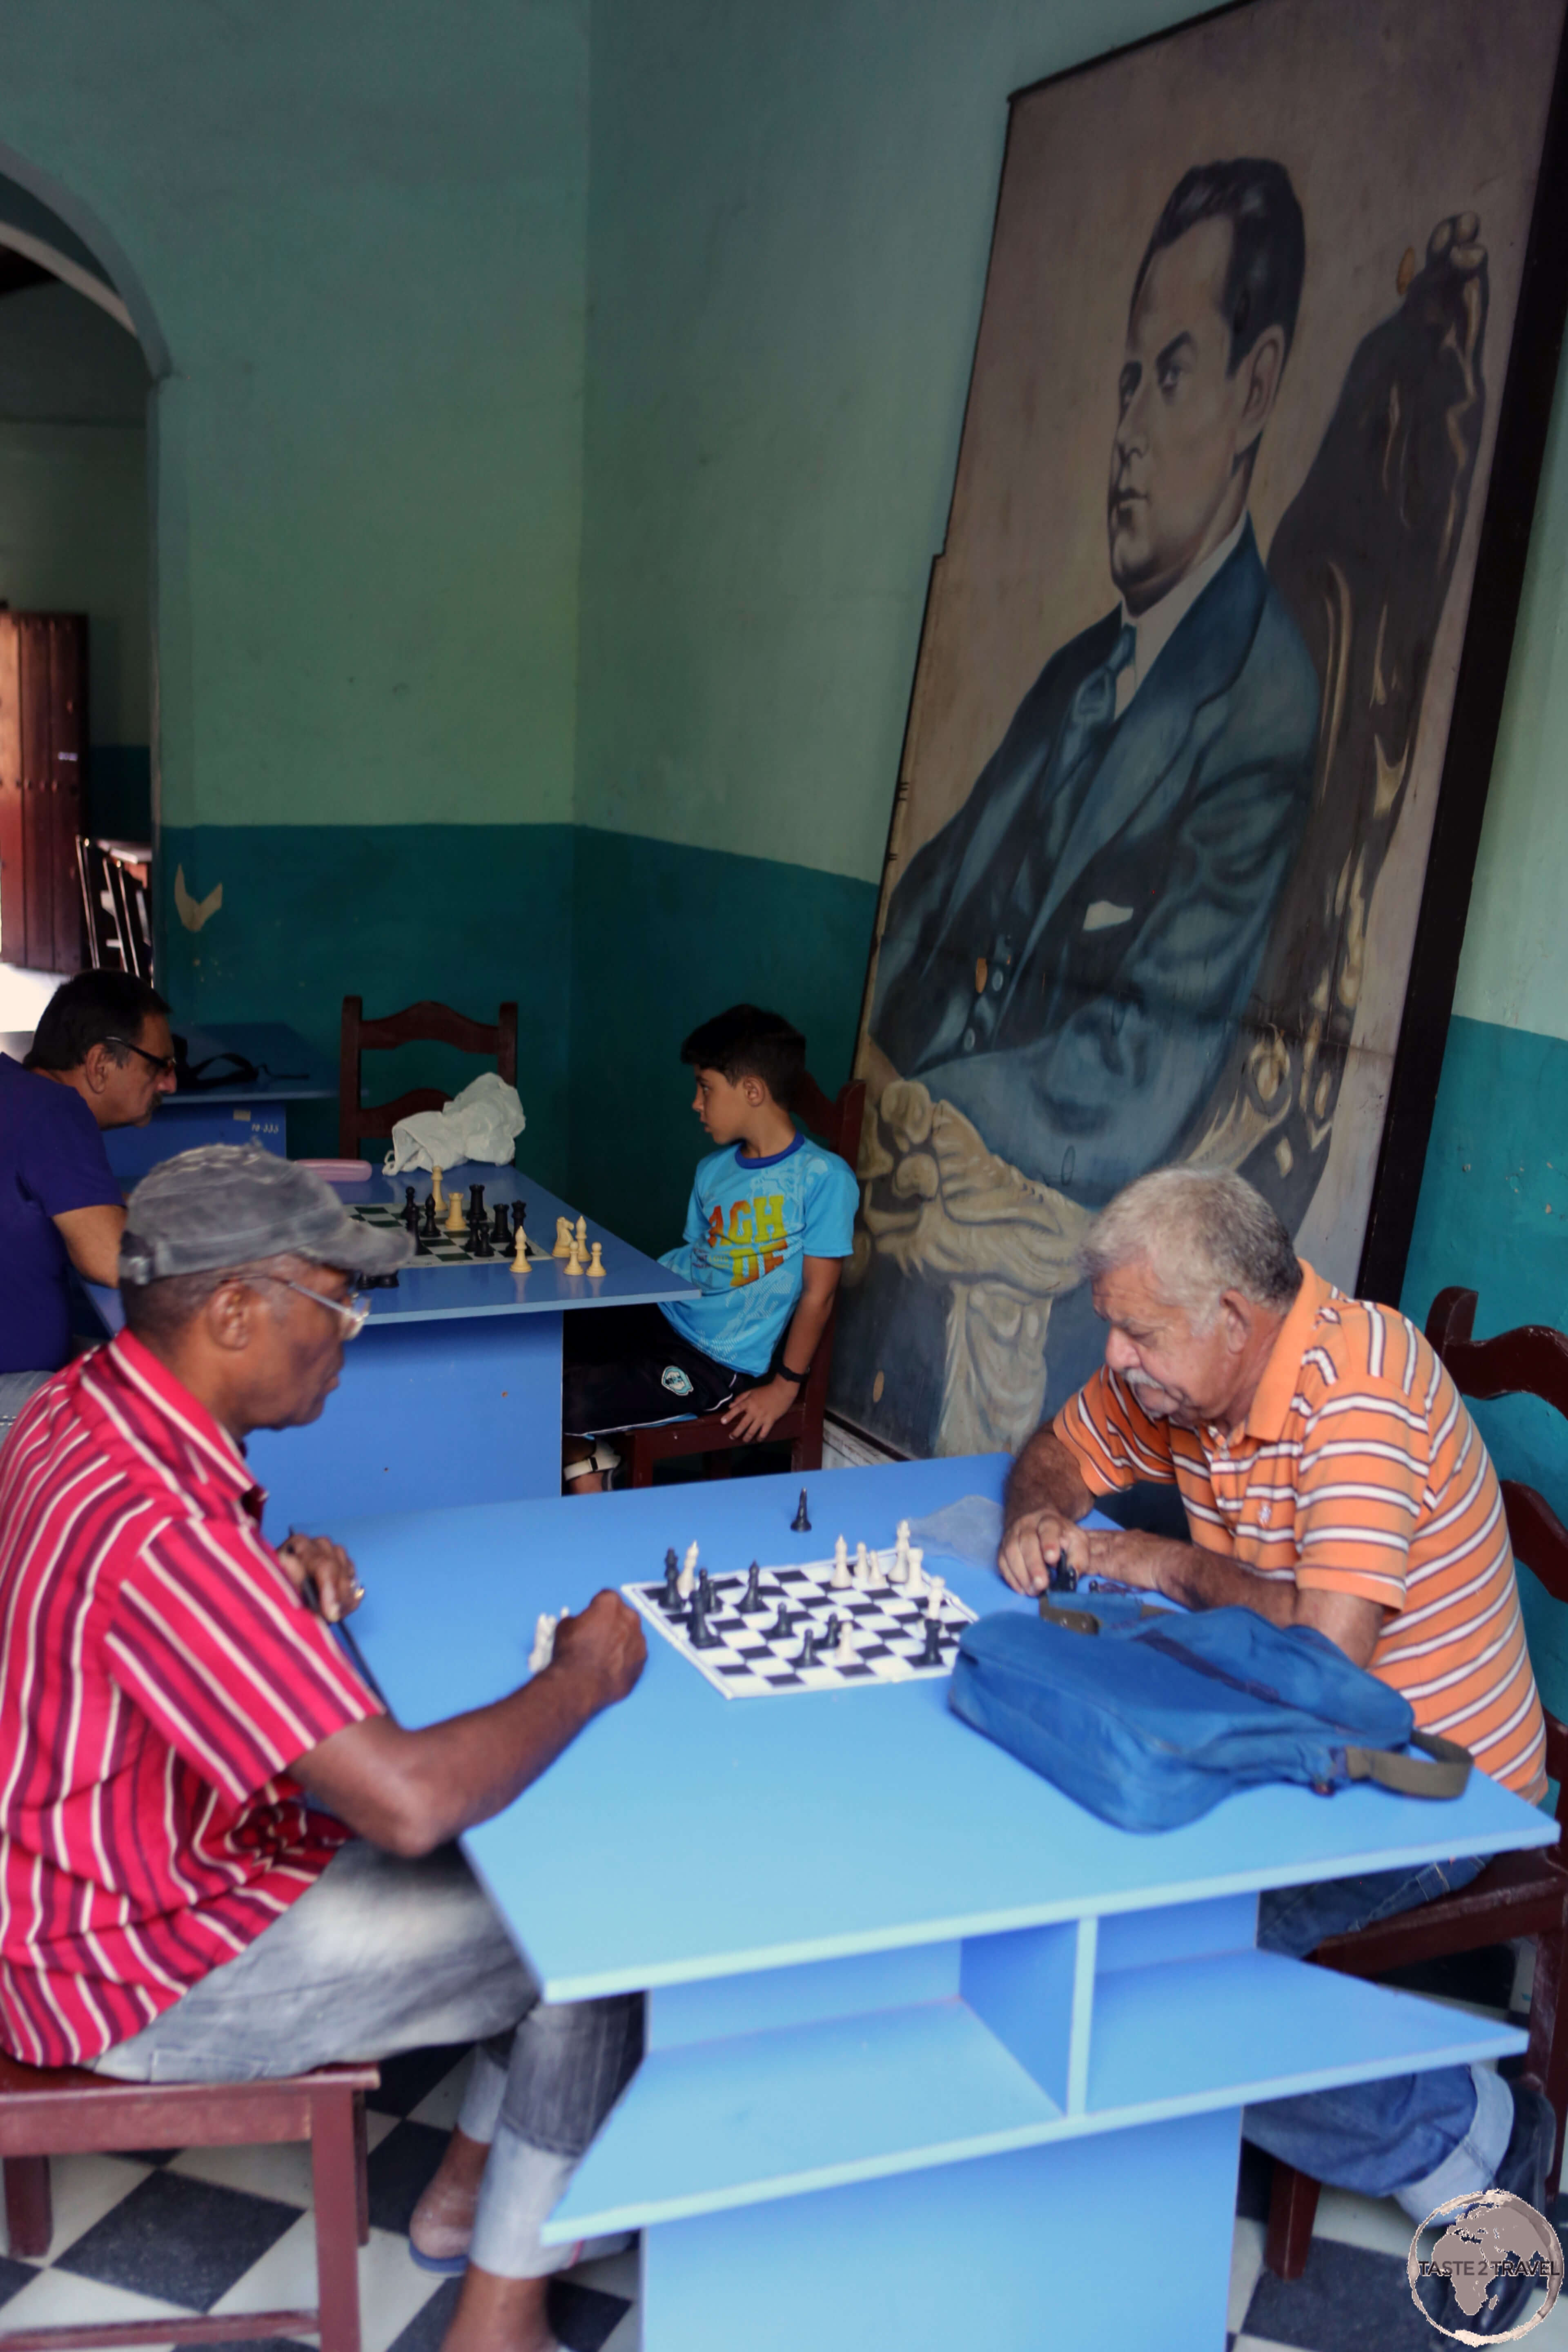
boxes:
[0,614,87,971]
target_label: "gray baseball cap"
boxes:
[120,1145,416,1284]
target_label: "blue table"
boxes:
[343,1453,1557,2352]
[90,1159,696,1526]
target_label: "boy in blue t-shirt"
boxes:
[563,1004,858,1491]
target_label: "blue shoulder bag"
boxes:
[948,1600,1472,1833]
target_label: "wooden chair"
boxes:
[338,996,518,1159]
[623,1075,866,1488]
[0,2054,377,2350]
[1265,1284,1568,2279]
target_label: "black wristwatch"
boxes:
[777,1361,811,1385]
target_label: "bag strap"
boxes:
[1342,1730,1473,1800]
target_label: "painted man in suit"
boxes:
[843,160,1322,1453]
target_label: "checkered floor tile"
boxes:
[0,1945,1558,2352]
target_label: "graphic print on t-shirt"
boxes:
[659,1133,858,1376]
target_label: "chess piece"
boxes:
[791,1488,811,1533]
[421,1196,439,1241]
[552,1216,572,1258]
[920,1617,944,1667]
[587,1240,605,1276]
[431,1166,445,1214]
[469,1184,486,1234]
[469,1215,492,1259]
[491,1203,511,1250]
[697,1567,715,1618]
[798,1625,819,1668]
[832,1623,858,1667]
[512,1221,531,1272]
[741,1561,763,1612]
[891,1521,911,1583]
[854,1540,870,1589]
[925,1573,946,1618]
[575,1215,587,1254]
[824,1613,842,1651]
[831,1536,851,1590]
[529,1611,558,1672]
[401,1196,421,1238]
[445,1189,467,1236]
[906,1546,924,1600]
[771,1603,794,1641]
[663,1549,682,1610]
[689,1594,718,1648]
[679,1543,698,1600]
[564,1237,584,1274]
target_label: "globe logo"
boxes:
[1408,2187,1564,2341]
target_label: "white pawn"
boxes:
[891,1521,911,1583]
[925,1572,946,1619]
[854,1540,871,1589]
[833,1621,858,1667]
[831,1535,851,1590]
[906,1546,924,1601]
[529,1610,558,1672]
[679,1542,699,1600]
[866,1544,884,1591]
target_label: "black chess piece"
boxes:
[469,1183,486,1231]
[771,1604,793,1641]
[401,1196,421,1237]
[492,1202,511,1249]
[741,1562,763,1613]
[697,1567,715,1618]
[469,1216,492,1259]
[920,1616,945,1666]
[663,1549,681,1610]
[798,1624,818,1668]
[421,1196,439,1240]
[514,1199,528,1247]
[824,1613,841,1650]
[791,1488,811,1533]
[689,1594,718,1648]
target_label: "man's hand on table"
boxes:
[549,1589,647,1710]
[278,1533,364,1623]
[998,1514,1183,1599]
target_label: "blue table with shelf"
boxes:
[342,1451,1558,2352]
[88,1159,696,1526]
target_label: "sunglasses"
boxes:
[104,1034,178,1078]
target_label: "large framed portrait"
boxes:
[832,0,1568,1459]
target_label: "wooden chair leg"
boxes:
[1528,1927,1568,2200]
[352,2088,370,2247]
[1265,2158,1320,2280]
[3,2154,52,2260]
[312,2086,364,2352]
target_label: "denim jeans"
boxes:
[1243,1853,1515,2218]
[91,1838,643,2276]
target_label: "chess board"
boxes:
[621,1548,979,1699]
[347,1200,545,1266]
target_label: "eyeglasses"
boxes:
[104,1035,178,1078]
[251,1276,370,1339]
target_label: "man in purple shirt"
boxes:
[1,971,176,1398]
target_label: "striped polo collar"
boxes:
[96,1330,262,1507]
[1241,1261,1336,1444]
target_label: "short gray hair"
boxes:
[1082,1168,1302,1326]
[121,1256,297,1345]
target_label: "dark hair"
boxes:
[120,1259,290,1345]
[25,970,170,1074]
[1134,159,1305,371]
[680,1004,805,1109]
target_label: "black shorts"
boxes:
[562,1304,748,1437]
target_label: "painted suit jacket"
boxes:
[870,521,1321,1203]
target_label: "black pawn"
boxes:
[421,1196,439,1239]
[798,1624,819,1668]
[662,1549,681,1609]
[791,1488,811,1533]
[697,1567,715,1619]
[741,1561,763,1613]
[824,1613,841,1650]
[689,1594,718,1649]
[401,1196,421,1238]
[771,1604,793,1642]
[920,1616,945,1667]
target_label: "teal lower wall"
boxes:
[1401,1012,1568,1716]
[158,825,576,1193]
[568,829,878,1256]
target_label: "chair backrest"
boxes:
[1425,1285,1568,1822]
[789,1072,866,1420]
[339,995,519,1158]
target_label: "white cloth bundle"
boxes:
[382,1071,526,1174]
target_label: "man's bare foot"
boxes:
[411,2127,489,2265]
[440,2265,557,2352]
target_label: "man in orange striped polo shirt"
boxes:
[1000,1167,1552,2318]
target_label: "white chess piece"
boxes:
[906,1546,924,1600]
[854,1540,870,1589]
[890,1521,911,1583]
[528,1611,558,1672]
[866,1545,884,1591]
[832,1622,858,1667]
[831,1535,851,1590]
[925,1573,946,1619]
[679,1542,699,1600]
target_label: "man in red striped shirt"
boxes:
[0,1148,647,2352]
[999,1168,1554,2334]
